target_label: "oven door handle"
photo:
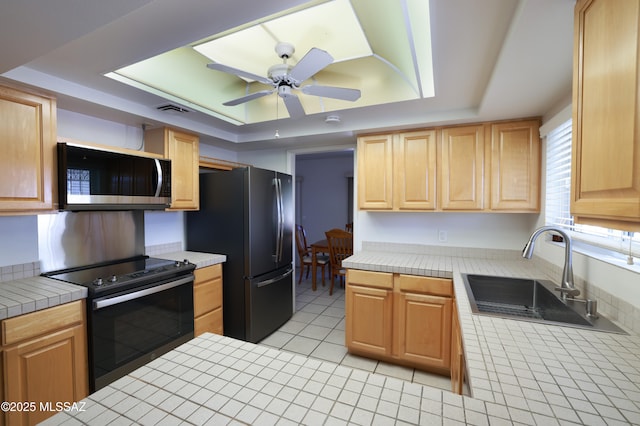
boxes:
[93,276,193,310]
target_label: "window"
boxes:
[545,119,639,263]
[67,169,90,195]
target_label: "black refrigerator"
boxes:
[186,167,293,343]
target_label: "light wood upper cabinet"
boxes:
[489,120,541,211]
[394,130,437,210]
[357,134,393,209]
[0,83,57,213]
[439,125,485,210]
[357,119,540,212]
[145,127,200,210]
[571,0,640,231]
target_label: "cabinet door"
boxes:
[345,284,393,357]
[571,0,640,231]
[450,302,464,394]
[490,120,541,211]
[357,134,393,209]
[194,265,223,336]
[145,127,200,210]
[195,307,223,336]
[394,130,437,210]
[394,291,452,370]
[0,84,56,212]
[440,125,484,210]
[4,324,87,426]
[167,128,200,210]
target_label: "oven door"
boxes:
[89,274,194,391]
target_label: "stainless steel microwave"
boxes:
[57,143,171,211]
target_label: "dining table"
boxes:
[310,238,329,291]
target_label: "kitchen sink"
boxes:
[461,274,626,334]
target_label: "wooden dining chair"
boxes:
[325,228,354,295]
[295,224,329,285]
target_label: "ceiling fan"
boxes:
[207,42,361,118]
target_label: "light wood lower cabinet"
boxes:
[194,264,223,336]
[346,270,462,386]
[394,275,452,371]
[345,270,393,357]
[450,301,465,394]
[2,300,88,426]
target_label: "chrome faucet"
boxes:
[522,226,580,300]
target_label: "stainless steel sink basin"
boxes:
[461,274,626,334]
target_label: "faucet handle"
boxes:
[555,286,581,297]
[585,299,598,318]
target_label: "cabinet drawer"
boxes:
[195,264,222,282]
[397,275,452,297]
[347,269,393,289]
[194,277,222,317]
[195,307,223,337]
[2,300,84,346]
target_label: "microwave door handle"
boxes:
[154,159,163,197]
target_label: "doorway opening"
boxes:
[293,149,354,246]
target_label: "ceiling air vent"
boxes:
[156,104,189,113]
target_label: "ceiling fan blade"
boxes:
[223,89,274,106]
[207,63,272,85]
[282,93,305,118]
[288,48,333,84]
[301,85,361,102]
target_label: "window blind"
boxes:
[545,119,573,229]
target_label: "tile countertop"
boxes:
[344,249,640,425]
[0,276,87,320]
[0,251,225,321]
[154,251,226,269]
[43,247,640,425]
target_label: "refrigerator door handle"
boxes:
[273,177,285,263]
[256,268,293,288]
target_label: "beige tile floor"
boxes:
[258,267,454,393]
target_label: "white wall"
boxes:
[57,109,145,150]
[355,211,538,251]
[295,154,353,243]
[0,216,39,267]
[238,148,291,173]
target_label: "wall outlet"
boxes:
[438,230,448,242]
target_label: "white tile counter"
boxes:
[155,251,226,269]
[0,276,87,320]
[41,246,640,425]
[344,246,640,425]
